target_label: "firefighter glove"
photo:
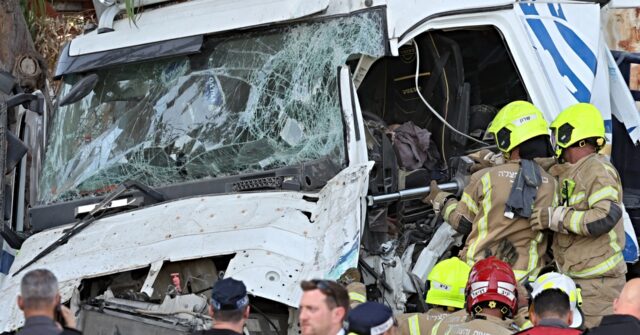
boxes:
[422,180,453,214]
[469,149,505,173]
[530,206,569,233]
[495,239,518,267]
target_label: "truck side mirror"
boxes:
[58,73,98,107]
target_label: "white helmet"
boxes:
[530,272,583,328]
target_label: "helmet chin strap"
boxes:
[472,301,511,319]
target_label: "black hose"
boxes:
[0,95,7,239]
[250,303,284,335]
[409,273,429,313]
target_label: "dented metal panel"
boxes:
[385,0,514,43]
[70,0,330,56]
[0,162,372,332]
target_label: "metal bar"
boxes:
[612,50,640,65]
[367,181,460,206]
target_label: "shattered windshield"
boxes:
[39,10,386,204]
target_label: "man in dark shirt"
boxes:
[584,278,640,335]
[16,269,81,335]
[583,278,640,334]
[196,278,251,335]
[515,289,581,335]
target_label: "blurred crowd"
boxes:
[15,259,640,335]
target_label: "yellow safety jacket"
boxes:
[442,160,557,280]
[549,153,626,279]
[347,282,367,308]
[397,308,453,335]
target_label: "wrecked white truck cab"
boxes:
[2,0,640,334]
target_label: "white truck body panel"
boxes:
[2,0,640,332]
[0,162,372,332]
[385,0,515,42]
[395,1,640,143]
[70,0,331,56]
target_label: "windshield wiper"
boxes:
[13,180,165,276]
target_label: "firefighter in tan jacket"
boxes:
[425,101,558,281]
[530,103,626,328]
[347,258,471,335]
[396,257,471,335]
[430,257,521,335]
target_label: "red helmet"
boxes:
[465,257,518,317]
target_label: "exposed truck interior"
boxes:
[354,26,528,310]
[74,255,289,335]
[28,24,531,332]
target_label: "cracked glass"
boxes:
[39,10,386,204]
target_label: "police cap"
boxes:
[346,302,394,335]
[211,278,249,311]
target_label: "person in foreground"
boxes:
[431,257,520,335]
[299,279,350,335]
[583,278,640,334]
[16,269,81,335]
[195,278,250,335]
[515,288,581,335]
[346,302,397,335]
[396,257,471,335]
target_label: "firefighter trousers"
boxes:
[573,276,625,328]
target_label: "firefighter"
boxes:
[425,101,558,281]
[526,272,585,331]
[396,257,471,335]
[431,257,520,335]
[515,289,581,335]
[530,103,626,328]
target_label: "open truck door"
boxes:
[0,71,45,281]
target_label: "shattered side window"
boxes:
[39,10,386,204]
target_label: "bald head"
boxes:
[613,279,640,319]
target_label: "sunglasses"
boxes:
[301,279,341,307]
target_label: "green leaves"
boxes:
[124,0,138,27]
[20,0,46,39]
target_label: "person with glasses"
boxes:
[194,278,250,335]
[346,302,397,335]
[299,279,350,335]
[530,103,626,328]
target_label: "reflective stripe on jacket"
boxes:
[431,313,518,335]
[397,308,452,335]
[442,161,557,280]
[549,153,626,279]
